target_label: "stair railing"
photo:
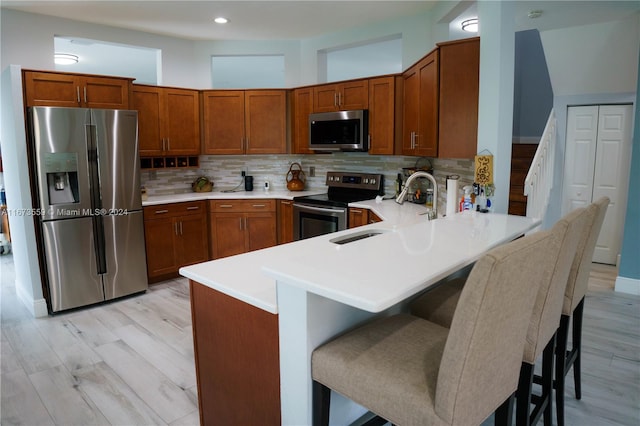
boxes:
[524,109,556,221]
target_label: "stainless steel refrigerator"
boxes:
[29,106,148,313]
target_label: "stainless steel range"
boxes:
[293,172,384,240]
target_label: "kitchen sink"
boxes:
[330,229,387,245]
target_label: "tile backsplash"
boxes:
[141,153,474,210]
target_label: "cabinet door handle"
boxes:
[84,86,87,104]
[414,133,419,148]
[154,209,169,214]
[166,138,170,151]
[244,217,248,230]
[174,222,179,235]
[179,221,183,235]
[338,91,342,107]
[76,86,81,103]
[239,217,243,230]
[334,92,337,107]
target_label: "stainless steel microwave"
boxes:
[308,109,368,152]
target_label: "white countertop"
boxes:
[142,189,326,206]
[264,212,539,313]
[179,195,539,314]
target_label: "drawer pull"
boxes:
[219,204,234,208]
[252,204,266,208]
[155,209,169,214]
[186,206,199,210]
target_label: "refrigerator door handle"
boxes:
[86,124,102,210]
[86,123,107,275]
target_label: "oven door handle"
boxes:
[294,204,347,214]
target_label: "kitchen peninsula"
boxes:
[179,201,539,425]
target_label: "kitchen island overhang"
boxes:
[180,206,540,425]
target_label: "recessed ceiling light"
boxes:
[214,17,228,24]
[461,18,478,33]
[54,53,78,65]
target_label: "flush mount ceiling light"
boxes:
[54,53,79,65]
[214,17,228,24]
[461,18,478,32]
[528,10,543,19]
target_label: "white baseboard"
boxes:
[614,276,640,295]
[15,282,49,318]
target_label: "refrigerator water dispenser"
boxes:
[44,153,79,205]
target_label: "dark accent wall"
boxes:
[512,29,553,140]
[618,49,640,282]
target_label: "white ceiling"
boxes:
[2,1,638,41]
[1,1,439,41]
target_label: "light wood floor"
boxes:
[1,256,638,425]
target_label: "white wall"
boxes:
[541,17,640,97]
[192,39,301,89]
[1,9,198,89]
[539,17,640,228]
[0,66,47,317]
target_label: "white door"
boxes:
[562,104,633,265]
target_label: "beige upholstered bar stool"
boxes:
[312,228,561,426]
[411,208,591,426]
[555,196,609,426]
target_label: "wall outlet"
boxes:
[309,166,316,177]
[241,170,246,177]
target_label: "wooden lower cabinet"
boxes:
[277,200,294,244]
[209,200,277,259]
[348,207,368,229]
[368,210,383,224]
[349,207,382,228]
[190,281,280,426]
[143,201,208,283]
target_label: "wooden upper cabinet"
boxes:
[132,85,200,156]
[437,37,480,159]
[402,49,439,157]
[202,91,245,155]
[368,76,398,155]
[202,90,286,155]
[312,79,368,112]
[291,88,314,154]
[23,70,131,109]
[245,90,286,155]
[164,88,200,155]
[133,86,163,155]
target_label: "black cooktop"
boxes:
[293,172,384,208]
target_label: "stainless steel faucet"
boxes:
[395,171,438,219]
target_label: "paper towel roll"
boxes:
[446,178,459,216]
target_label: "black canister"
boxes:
[244,175,254,191]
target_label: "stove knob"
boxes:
[364,178,369,184]
[371,178,376,185]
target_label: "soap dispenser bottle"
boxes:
[460,185,473,211]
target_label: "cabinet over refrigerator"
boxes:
[29,106,148,313]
